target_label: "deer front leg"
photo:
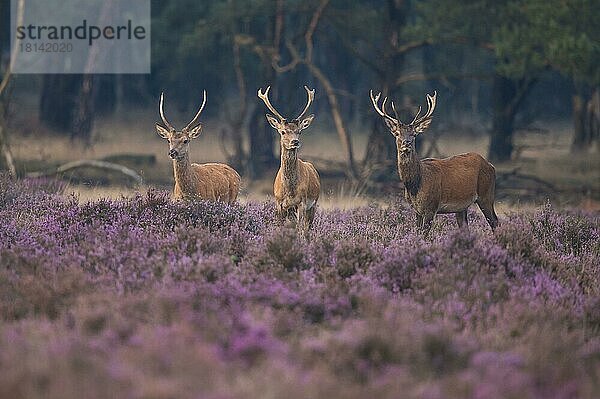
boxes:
[297,202,309,237]
[415,213,423,229]
[421,211,436,237]
[275,202,286,225]
[455,210,468,228]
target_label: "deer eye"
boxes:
[183,139,189,144]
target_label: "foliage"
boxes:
[413,0,599,84]
[0,175,599,398]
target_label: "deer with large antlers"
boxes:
[370,90,499,235]
[155,91,241,203]
[258,86,320,236]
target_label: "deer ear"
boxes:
[188,124,203,139]
[299,114,314,131]
[414,118,432,135]
[266,114,282,130]
[156,124,170,139]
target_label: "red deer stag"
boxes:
[155,91,241,203]
[258,85,320,236]
[370,90,498,235]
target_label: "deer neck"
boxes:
[280,146,299,193]
[173,153,194,191]
[397,149,422,196]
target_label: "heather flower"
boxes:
[0,176,598,398]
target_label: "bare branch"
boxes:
[26,160,143,186]
[394,39,431,54]
[0,0,24,97]
[395,72,492,86]
[305,0,329,63]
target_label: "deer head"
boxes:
[258,85,315,151]
[370,90,437,156]
[156,90,207,160]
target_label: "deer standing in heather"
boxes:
[155,91,241,203]
[370,90,499,235]
[258,86,320,236]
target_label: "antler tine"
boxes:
[369,89,398,123]
[295,85,315,121]
[257,86,286,121]
[409,105,422,125]
[412,91,437,126]
[159,92,175,131]
[184,90,207,131]
[391,101,405,124]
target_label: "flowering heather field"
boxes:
[0,176,599,399]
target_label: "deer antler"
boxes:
[295,86,315,121]
[184,90,207,131]
[411,91,437,126]
[370,90,398,124]
[159,92,175,131]
[258,86,286,121]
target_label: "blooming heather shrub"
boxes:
[0,176,599,398]
[334,238,375,278]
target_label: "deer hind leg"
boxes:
[307,204,316,231]
[476,199,499,230]
[476,178,499,230]
[477,167,499,230]
[455,210,468,228]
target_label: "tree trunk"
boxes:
[571,86,600,152]
[246,2,282,179]
[0,123,16,177]
[94,75,116,116]
[363,0,408,181]
[249,102,276,178]
[39,75,81,131]
[305,62,358,178]
[70,75,96,144]
[489,74,517,162]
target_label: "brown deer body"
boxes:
[370,90,498,235]
[156,91,241,203]
[258,86,320,235]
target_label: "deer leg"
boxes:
[275,203,291,226]
[455,210,468,228]
[415,213,424,229]
[289,206,299,227]
[297,202,309,237]
[421,212,436,237]
[476,199,499,230]
[307,205,316,231]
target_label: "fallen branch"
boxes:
[497,167,557,191]
[26,160,143,185]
